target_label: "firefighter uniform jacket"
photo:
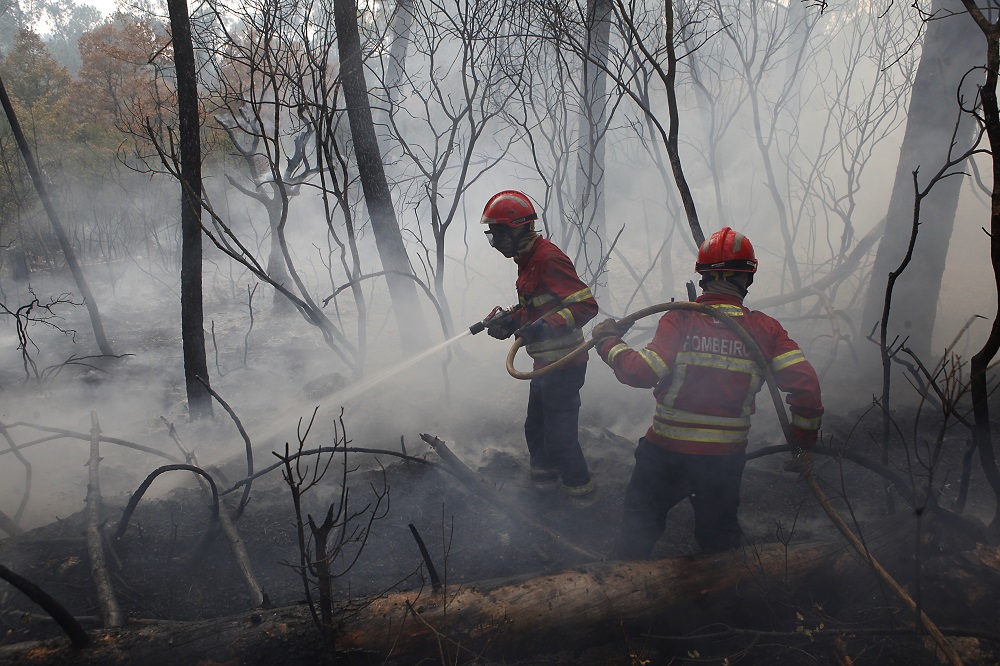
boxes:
[596,292,823,455]
[513,237,598,369]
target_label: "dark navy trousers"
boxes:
[613,438,745,559]
[524,362,591,487]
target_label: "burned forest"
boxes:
[4,0,1000,663]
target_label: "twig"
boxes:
[408,523,442,592]
[85,412,122,628]
[419,433,603,562]
[210,320,224,377]
[747,444,918,508]
[0,421,31,524]
[244,283,257,367]
[159,418,266,608]
[219,446,437,496]
[0,563,90,648]
[195,376,254,514]
[0,422,182,463]
[111,464,219,542]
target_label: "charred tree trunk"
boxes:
[0,75,113,357]
[385,0,414,113]
[664,0,703,247]
[167,0,213,419]
[861,0,983,364]
[574,0,611,289]
[958,0,1000,532]
[333,0,430,354]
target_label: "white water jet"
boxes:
[324,329,473,406]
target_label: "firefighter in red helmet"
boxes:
[592,227,823,558]
[481,190,599,506]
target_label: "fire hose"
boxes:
[505,301,962,664]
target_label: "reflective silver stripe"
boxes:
[771,349,806,372]
[528,328,584,352]
[791,412,822,430]
[651,420,750,444]
[519,293,558,308]
[675,350,759,375]
[523,287,593,310]
[605,342,630,366]
[530,293,557,307]
[654,404,752,429]
[527,328,585,361]
[637,348,669,379]
[661,352,762,418]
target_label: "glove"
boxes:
[591,317,632,341]
[487,315,519,340]
[516,319,552,343]
[784,449,813,476]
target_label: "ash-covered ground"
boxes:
[2,268,1000,664]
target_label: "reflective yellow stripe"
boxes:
[707,304,744,317]
[553,308,575,328]
[771,349,806,372]
[605,342,630,365]
[791,412,822,430]
[675,350,760,375]
[637,348,669,379]
[651,420,750,444]
[654,404,752,429]
[561,287,594,304]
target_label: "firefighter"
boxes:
[591,227,823,558]
[481,190,599,506]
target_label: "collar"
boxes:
[695,292,745,307]
[514,234,541,263]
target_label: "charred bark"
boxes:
[332,0,430,353]
[574,0,612,288]
[861,0,983,363]
[957,0,1000,532]
[166,0,213,420]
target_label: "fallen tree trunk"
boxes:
[0,514,934,665]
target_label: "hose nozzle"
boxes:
[470,304,521,335]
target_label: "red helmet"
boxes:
[480,190,538,228]
[695,227,757,274]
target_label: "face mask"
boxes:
[486,225,519,258]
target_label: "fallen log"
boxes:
[0,513,936,665]
[84,412,121,629]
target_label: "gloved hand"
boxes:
[591,317,632,341]
[783,449,813,476]
[516,319,552,343]
[487,315,519,340]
